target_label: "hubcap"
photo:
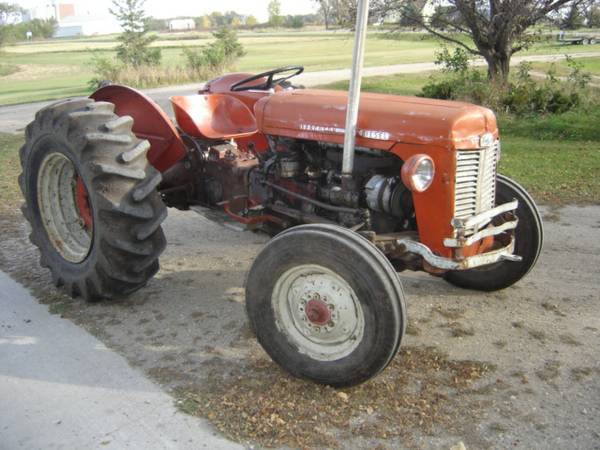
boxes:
[271,264,365,361]
[37,152,93,263]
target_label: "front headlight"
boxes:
[401,154,435,193]
[479,132,495,148]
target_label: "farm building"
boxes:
[168,18,196,31]
[54,15,122,37]
[21,1,122,37]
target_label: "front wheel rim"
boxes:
[271,264,365,362]
[37,152,93,263]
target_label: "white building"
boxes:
[22,1,123,37]
[0,10,24,25]
[168,18,196,32]
[54,15,122,37]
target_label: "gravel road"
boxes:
[1,202,599,449]
[1,52,599,448]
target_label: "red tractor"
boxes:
[18,67,543,385]
[18,14,543,386]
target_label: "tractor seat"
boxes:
[170,94,258,140]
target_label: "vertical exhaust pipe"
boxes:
[342,0,370,178]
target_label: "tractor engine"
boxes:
[162,135,416,235]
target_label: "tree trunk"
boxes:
[484,51,511,84]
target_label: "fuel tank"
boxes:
[254,89,498,150]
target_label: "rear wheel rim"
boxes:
[37,152,92,263]
[271,264,365,362]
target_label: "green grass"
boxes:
[0,32,440,105]
[1,29,599,105]
[0,64,19,76]
[0,133,23,210]
[318,72,429,96]
[529,57,600,77]
[498,136,599,204]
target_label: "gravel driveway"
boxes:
[1,202,598,449]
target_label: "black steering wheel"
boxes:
[230,66,304,92]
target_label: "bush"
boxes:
[184,27,245,75]
[89,27,245,90]
[419,47,592,116]
[0,18,57,46]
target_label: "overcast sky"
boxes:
[14,0,318,22]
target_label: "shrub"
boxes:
[419,46,591,116]
[89,27,245,90]
[88,53,122,89]
[183,27,245,75]
[110,0,161,67]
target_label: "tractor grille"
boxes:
[454,142,499,229]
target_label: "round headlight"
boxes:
[401,154,435,193]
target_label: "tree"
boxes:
[210,12,226,28]
[195,15,212,30]
[429,5,463,30]
[268,0,283,27]
[562,4,585,28]
[373,0,588,83]
[314,0,334,29]
[246,15,258,28]
[285,15,305,28]
[110,0,160,67]
[588,5,600,26]
[0,2,22,47]
[333,0,358,27]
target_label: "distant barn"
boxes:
[168,19,196,32]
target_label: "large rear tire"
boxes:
[444,175,543,291]
[246,224,406,387]
[19,98,167,300]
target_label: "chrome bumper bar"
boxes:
[396,199,522,271]
[445,200,519,248]
[397,237,521,270]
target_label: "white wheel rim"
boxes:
[37,152,92,263]
[271,264,365,362]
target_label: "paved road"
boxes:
[0,271,240,450]
[1,51,599,134]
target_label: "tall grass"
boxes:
[89,27,245,90]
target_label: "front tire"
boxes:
[19,98,167,300]
[246,224,406,387]
[444,175,543,291]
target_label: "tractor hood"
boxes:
[254,89,498,150]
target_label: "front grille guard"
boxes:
[396,200,521,270]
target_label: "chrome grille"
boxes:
[454,143,499,231]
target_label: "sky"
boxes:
[14,0,318,22]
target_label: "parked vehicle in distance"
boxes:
[557,32,597,45]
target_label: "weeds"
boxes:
[89,27,244,89]
[420,46,595,116]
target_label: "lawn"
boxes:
[0,32,440,105]
[1,29,599,105]
[529,57,600,76]
[0,133,23,212]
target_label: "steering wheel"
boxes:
[230,66,304,92]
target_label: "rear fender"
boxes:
[90,85,186,172]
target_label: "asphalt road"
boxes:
[1,51,599,134]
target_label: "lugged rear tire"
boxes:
[18,98,167,300]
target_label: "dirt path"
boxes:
[1,203,598,449]
[2,51,600,134]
